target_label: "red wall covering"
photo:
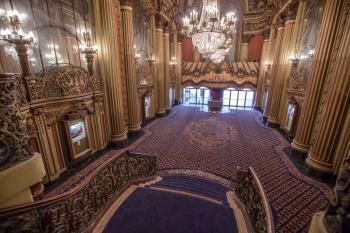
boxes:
[182,37,194,62]
[248,34,264,61]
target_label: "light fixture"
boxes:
[169,56,177,65]
[0,8,36,76]
[79,30,98,75]
[181,0,236,59]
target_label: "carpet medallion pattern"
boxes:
[129,106,331,233]
[185,117,236,150]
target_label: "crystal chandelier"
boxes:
[182,0,235,59]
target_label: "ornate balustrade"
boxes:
[0,150,156,232]
[235,166,274,233]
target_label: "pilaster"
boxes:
[164,25,170,111]
[306,4,350,173]
[292,0,344,153]
[263,25,285,119]
[93,0,127,142]
[156,14,165,115]
[120,1,141,132]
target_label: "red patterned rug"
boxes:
[128,106,330,233]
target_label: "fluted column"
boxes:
[291,0,344,153]
[156,14,165,115]
[306,8,350,173]
[93,0,127,142]
[164,26,170,111]
[263,23,285,118]
[268,18,296,126]
[120,0,141,132]
[278,2,303,127]
[150,14,158,117]
[240,34,250,61]
[171,31,177,105]
[255,29,270,110]
[176,34,183,104]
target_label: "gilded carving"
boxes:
[26,65,100,101]
[324,154,350,233]
[235,167,270,233]
[0,74,32,168]
[0,151,156,233]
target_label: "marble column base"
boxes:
[254,105,261,111]
[291,139,310,153]
[267,117,280,128]
[308,211,329,233]
[111,131,128,143]
[306,155,333,174]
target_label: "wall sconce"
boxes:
[169,56,177,66]
[265,62,271,71]
[0,9,36,76]
[80,30,98,76]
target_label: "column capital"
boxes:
[241,34,252,43]
[177,33,185,42]
[120,0,133,7]
[285,1,298,21]
[276,13,286,28]
[262,28,271,40]
[155,12,164,30]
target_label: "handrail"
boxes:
[0,149,156,232]
[235,166,275,233]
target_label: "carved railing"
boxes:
[0,150,156,232]
[235,166,274,233]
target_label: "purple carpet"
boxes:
[130,106,330,233]
[103,185,238,233]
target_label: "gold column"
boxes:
[291,0,344,153]
[240,34,250,61]
[255,29,270,110]
[156,14,165,115]
[268,9,297,126]
[278,2,304,127]
[176,34,183,104]
[171,31,177,105]
[93,0,127,142]
[263,22,285,118]
[306,8,350,173]
[120,0,141,132]
[164,27,170,111]
[150,14,157,118]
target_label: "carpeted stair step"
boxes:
[149,176,231,203]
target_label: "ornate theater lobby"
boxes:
[0,0,349,233]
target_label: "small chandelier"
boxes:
[182,0,235,59]
[0,9,36,45]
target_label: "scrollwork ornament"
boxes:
[324,156,350,233]
[0,74,32,169]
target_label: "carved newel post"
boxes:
[0,74,32,167]
[309,152,350,233]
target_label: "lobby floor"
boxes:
[47,106,330,233]
[129,106,330,233]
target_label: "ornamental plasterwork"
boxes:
[26,65,100,102]
[182,61,259,77]
[0,74,32,169]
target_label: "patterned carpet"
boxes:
[103,176,240,233]
[129,106,330,233]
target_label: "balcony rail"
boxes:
[235,166,275,233]
[0,150,156,233]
